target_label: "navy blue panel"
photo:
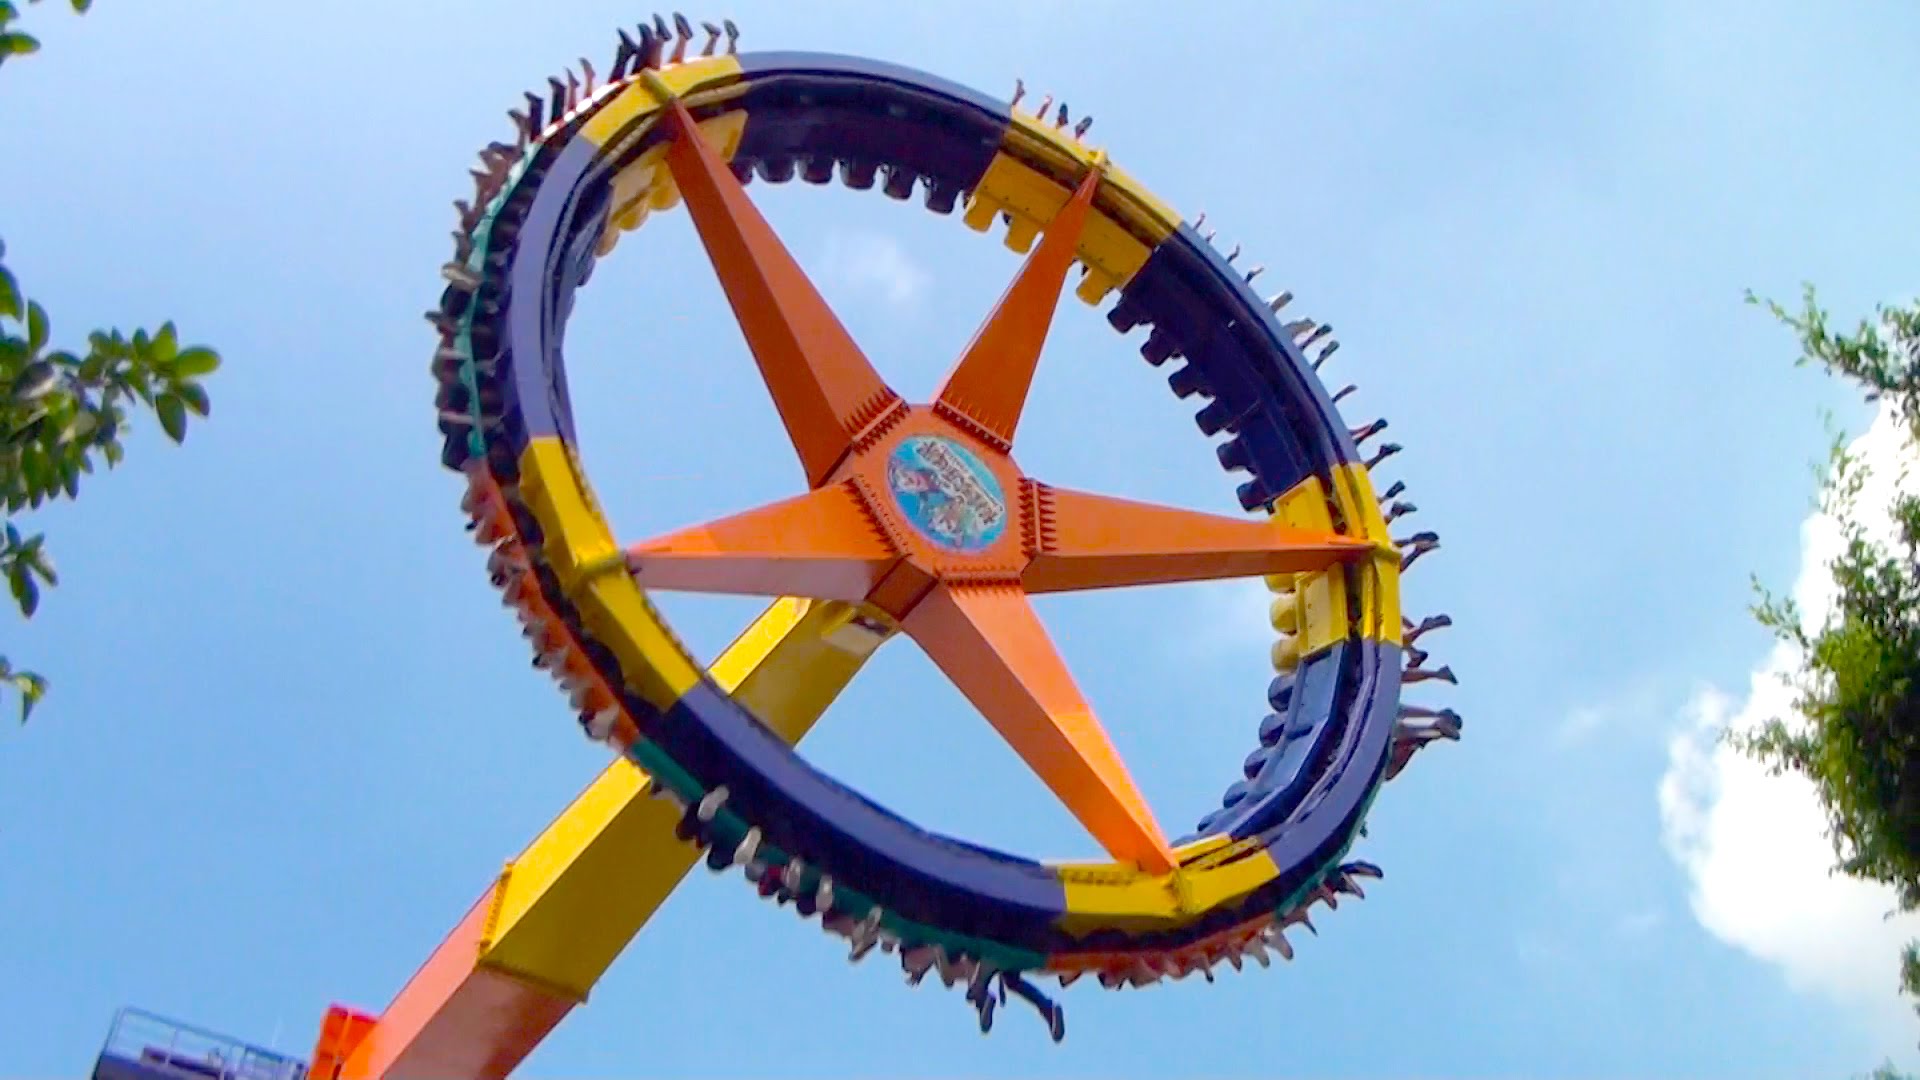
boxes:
[1259,643,1398,855]
[1113,233,1315,503]
[502,138,598,441]
[739,51,1009,117]
[545,190,611,448]
[730,56,1007,206]
[656,681,1068,946]
[1166,223,1361,474]
[1173,643,1349,844]
[1227,646,1350,837]
[457,49,1412,959]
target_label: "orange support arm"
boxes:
[332,894,565,1080]
[313,599,891,1080]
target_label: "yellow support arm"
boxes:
[333,598,891,1080]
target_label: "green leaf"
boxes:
[178,381,210,417]
[0,266,18,320]
[13,671,46,723]
[26,543,54,586]
[9,564,38,617]
[0,31,40,56]
[70,0,91,11]
[103,439,123,467]
[173,347,219,378]
[63,408,97,441]
[151,321,178,364]
[155,392,187,442]
[19,448,46,496]
[25,299,47,352]
[10,359,56,401]
[10,676,42,723]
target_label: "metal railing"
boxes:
[94,1007,307,1080]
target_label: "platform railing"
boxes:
[94,1007,307,1080]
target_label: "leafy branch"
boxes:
[0,0,92,64]
[1,0,220,723]
[1739,285,1920,1027]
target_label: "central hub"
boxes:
[834,406,1030,619]
[884,434,1009,554]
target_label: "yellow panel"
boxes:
[597,110,747,254]
[1054,842,1282,935]
[1267,476,1353,658]
[726,602,893,735]
[962,153,1153,307]
[578,55,744,147]
[516,438,703,708]
[479,599,893,998]
[516,439,620,586]
[575,570,704,709]
[1359,549,1404,646]
[998,112,1181,247]
[964,115,1183,307]
[1326,463,1402,644]
[1327,462,1391,546]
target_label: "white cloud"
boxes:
[1657,403,1920,1050]
[1616,908,1665,939]
[1558,703,1608,744]
[1555,678,1667,747]
[818,230,930,308]
[1198,577,1275,629]
[1551,668,1674,745]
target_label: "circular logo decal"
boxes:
[885,436,1008,553]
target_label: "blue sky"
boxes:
[2,1,1917,1076]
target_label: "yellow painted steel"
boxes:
[517,438,706,709]
[965,113,1180,307]
[1325,462,1402,645]
[578,55,745,147]
[997,111,1181,247]
[476,597,894,999]
[1046,465,1402,927]
[1052,835,1281,934]
[497,76,1389,945]
[596,110,747,254]
[516,440,619,590]
[1265,476,1354,660]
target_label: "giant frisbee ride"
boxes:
[427,15,1461,1046]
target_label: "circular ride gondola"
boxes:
[429,15,1461,1042]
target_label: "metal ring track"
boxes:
[427,24,1460,1038]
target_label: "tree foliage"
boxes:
[1,0,219,722]
[1739,284,1920,1021]
[0,0,92,62]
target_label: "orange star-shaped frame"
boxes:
[621,99,1372,874]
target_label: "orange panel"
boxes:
[337,888,573,1080]
[309,1004,377,1080]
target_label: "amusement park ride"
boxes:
[89,15,1460,1080]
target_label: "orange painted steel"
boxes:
[933,168,1104,451]
[626,482,894,600]
[662,97,902,489]
[620,107,1377,875]
[901,582,1178,874]
[308,1004,377,1080]
[1020,485,1372,594]
[335,892,571,1080]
